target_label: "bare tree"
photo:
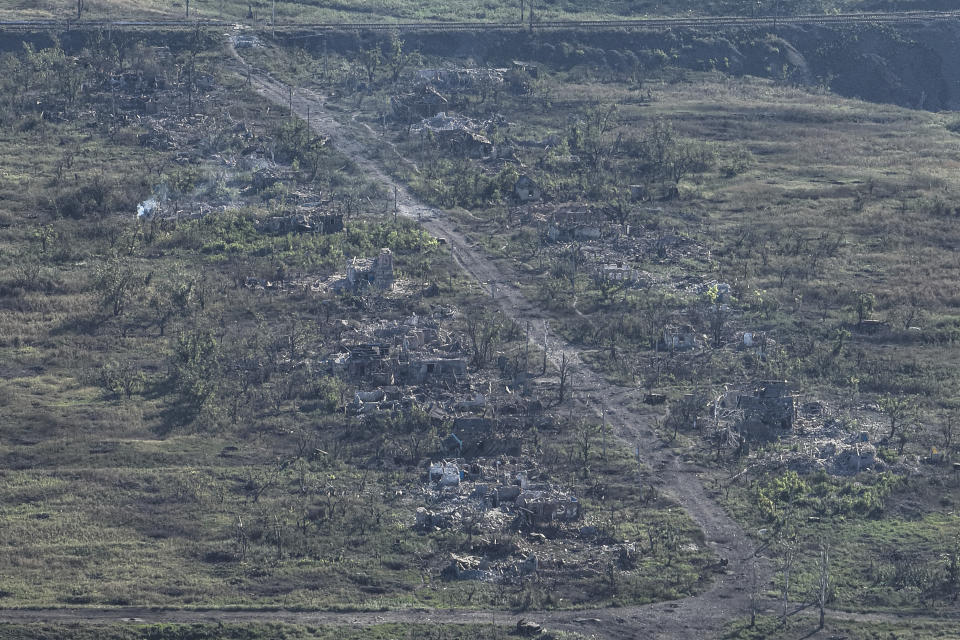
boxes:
[464,308,504,369]
[358,46,382,85]
[556,352,571,405]
[749,559,760,628]
[574,419,597,475]
[666,388,705,441]
[942,410,958,456]
[576,103,619,171]
[94,256,134,317]
[817,541,830,630]
[778,537,797,626]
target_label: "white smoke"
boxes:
[137,197,158,219]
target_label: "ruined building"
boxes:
[739,381,796,437]
[346,248,395,291]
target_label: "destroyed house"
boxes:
[597,262,640,284]
[444,416,522,457]
[544,207,603,242]
[514,175,540,203]
[663,325,698,351]
[344,343,392,380]
[345,248,394,291]
[436,129,493,157]
[516,491,580,524]
[391,85,448,121]
[346,343,390,360]
[412,112,494,158]
[429,461,462,486]
[415,67,504,91]
[264,213,343,235]
[739,381,796,436]
[511,60,539,78]
[406,357,467,384]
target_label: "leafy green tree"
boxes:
[877,394,915,443]
[171,329,221,410]
[384,35,419,82]
[572,103,619,171]
[358,46,382,85]
[94,255,133,317]
[854,291,876,328]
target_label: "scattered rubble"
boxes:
[415,67,505,92]
[260,212,343,235]
[411,112,494,158]
[391,85,449,121]
[341,248,395,292]
[416,455,583,582]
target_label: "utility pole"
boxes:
[185,0,189,18]
[272,0,276,38]
[288,86,293,119]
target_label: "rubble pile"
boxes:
[411,112,498,158]
[512,204,707,289]
[415,67,505,92]
[415,456,586,583]
[320,312,543,438]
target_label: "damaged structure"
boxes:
[417,456,581,535]
[596,262,642,284]
[415,67,505,91]
[542,206,603,242]
[516,490,580,525]
[391,85,448,121]
[412,112,493,158]
[345,248,395,291]
[514,175,540,202]
[738,381,797,437]
[663,325,700,351]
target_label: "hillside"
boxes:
[2,14,960,640]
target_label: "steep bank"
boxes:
[282,20,960,111]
